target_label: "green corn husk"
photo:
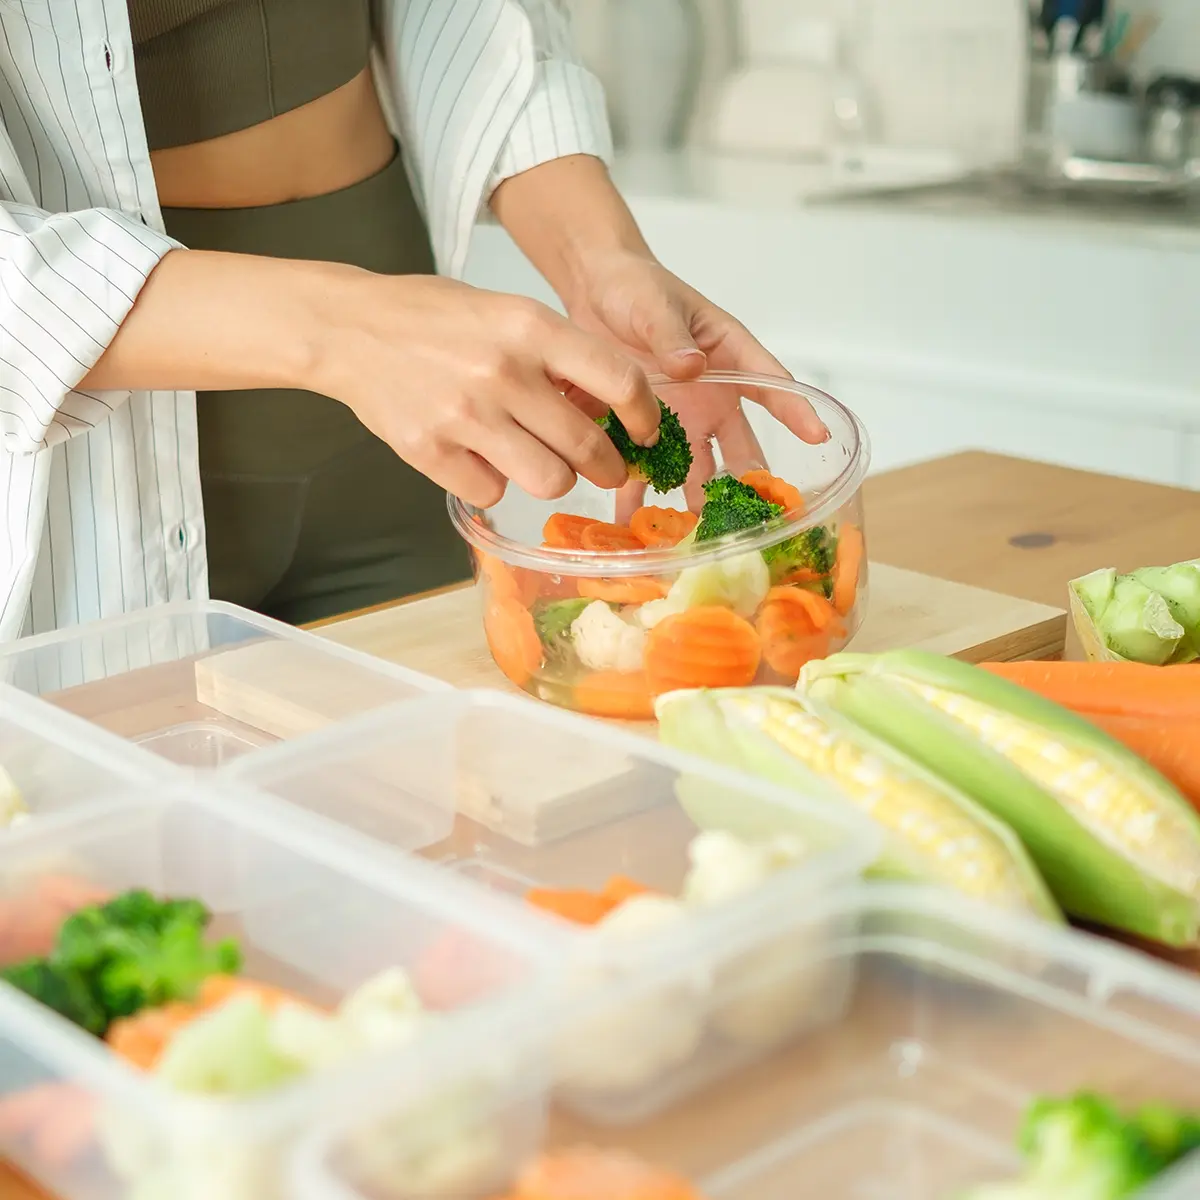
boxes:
[800,650,1200,947]
[656,688,1061,922]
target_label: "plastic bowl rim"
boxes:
[447,371,872,578]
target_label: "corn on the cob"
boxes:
[656,687,1060,920]
[801,651,1200,947]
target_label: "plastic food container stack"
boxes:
[231,689,881,1121]
[0,601,445,770]
[0,783,558,1200]
[451,372,870,720]
[294,885,1200,1200]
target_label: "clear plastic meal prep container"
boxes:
[294,884,1200,1200]
[0,685,171,836]
[0,600,446,770]
[229,688,881,1122]
[0,783,559,1200]
[451,372,871,720]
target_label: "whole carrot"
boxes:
[980,660,1200,721]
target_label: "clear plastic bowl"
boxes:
[0,784,557,1200]
[294,884,1200,1200]
[231,690,881,1121]
[449,372,870,720]
[0,600,447,770]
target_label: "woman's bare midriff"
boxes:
[150,68,395,209]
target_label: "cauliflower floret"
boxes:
[0,768,28,829]
[570,601,646,672]
[554,895,710,1096]
[682,830,809,908]
[658,550,770,623]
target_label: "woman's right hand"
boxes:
[310,270,662,507]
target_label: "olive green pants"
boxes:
[162,149,470,626]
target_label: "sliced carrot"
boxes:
[978,661,1200,721]
[476,550,540,607]
[577,577,668,605]
[740,470,805,515]
[543,513,600,550]
[515,1147,705,1200]
[483,597,543,688]
[1082,714,1200,809]
[197,974,316,1014]
[757,587,843,680]
[581,522,645,553]
[629,506,698,548]
[778,567,826,589]
[644,607,762,693]
[601,876,658,905]
[573,670,658,720]
[106,1001,201,1070]
[525,887,613,926]
[831,523,864,616]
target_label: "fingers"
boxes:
[614,477,648,525]
[683,433,717,513]
[714,405,767,480]
[509,382,628,491]
[545,323,661,447]
[434,448,509,509]
[709,316,829,446]
[642,308,707,381]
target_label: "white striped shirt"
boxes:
[0,0,611,642]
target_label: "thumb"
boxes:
[645,309,707,380]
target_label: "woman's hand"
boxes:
[490,156,827,509]
[563,247,828,509]
[85,250,661,509]
[311,271,667,507]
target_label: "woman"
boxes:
[0,0,823,637]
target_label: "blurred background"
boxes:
[464,0,1200,490]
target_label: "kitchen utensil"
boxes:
[1113,12,1160,65]
[1145,75,1197,169]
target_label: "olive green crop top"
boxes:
[129,0,372,151]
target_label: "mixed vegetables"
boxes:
[475,401,865,719]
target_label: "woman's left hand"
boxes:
[564,248,827,510]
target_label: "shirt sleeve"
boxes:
[0,201,179,455]
[488,0,614,194]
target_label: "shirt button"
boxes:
[174,527,187,550]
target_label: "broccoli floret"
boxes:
[598,397,693,494]
[1,958,107,1035]
[762,525,836,589]
[960,1093,1176,1200]
[39,888,242,1032]
[694,475,782,543]
[533,597,591,663]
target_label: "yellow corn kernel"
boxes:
[899,679,1200,898]
[726,693,1035,907]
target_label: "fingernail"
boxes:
[640,427,661,448]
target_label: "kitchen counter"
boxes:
[7,451,1200,1200]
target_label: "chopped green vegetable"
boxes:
[961,1092,1200,1200]
[533,597,591,662]
[1071,567,1200,665]
[0,959,107,1035]
[695,475,782,543]
[762,524,835,588]
[1127,562,1200,661]
[3,887,241,1034]
[598,397,693,494]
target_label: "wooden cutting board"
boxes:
[318,563,1067,705]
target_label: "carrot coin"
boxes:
[543,513,600,550]
[741,470,805,515]
[483,597,543,688]
[516,1148,704,1200]
[577,577,668,605]
[573,670,658,720]
[580,522,645,553]
[629,506,699,548]
[525,887,612,926]
[475,549,540,606]
[757,586,843,680]
[832,523,864,616]
[644,607,762,692]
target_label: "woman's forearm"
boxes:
[489,155,654,304]
[81,248,352,394]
